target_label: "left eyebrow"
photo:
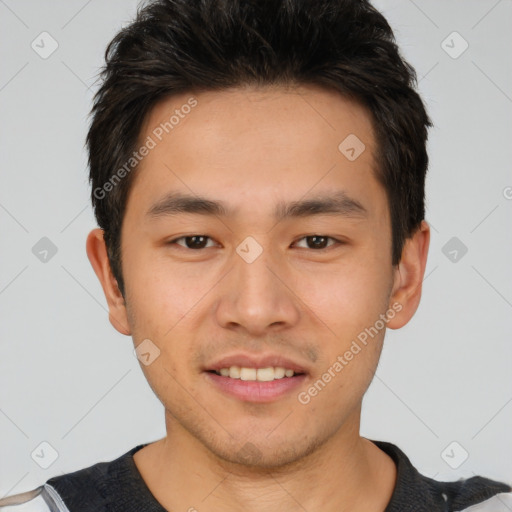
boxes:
[275,191,368,220]
[145,190,368,221]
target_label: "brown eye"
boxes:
[294,235,339,250]
[169,235,215,249]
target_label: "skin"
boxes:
[87,83,430,512]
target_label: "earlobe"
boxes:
[387,220,430,330]
[85,228,131,336]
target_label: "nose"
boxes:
[214,241,301,336]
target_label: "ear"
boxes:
[387,220,430,329]
[86,228,131,336]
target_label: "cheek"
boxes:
[125,250,209,332]
[125,260,214,386]
[294,252,391,333]
[125,268,194,404]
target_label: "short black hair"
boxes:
[87,0,432,298]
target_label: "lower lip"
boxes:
[204,372,307,403]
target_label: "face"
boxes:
[109,84,401,467]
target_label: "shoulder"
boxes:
[371,439,512,512]
[0,444,146,512]
[436,476,512,511]
[0,484,69,511]
[459,491,512,511]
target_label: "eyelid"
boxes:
[292,235,342,249]
[167,234,345,250]
[168,235,218,249]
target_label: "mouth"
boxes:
[203,354,309,403]
[207,365,305,382]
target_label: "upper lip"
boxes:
[204,353,309,374]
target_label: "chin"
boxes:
[206,433,325,471]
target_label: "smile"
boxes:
[213,366,300,381]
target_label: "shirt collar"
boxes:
[54,439,511,512]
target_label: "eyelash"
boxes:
[167,234,344,251]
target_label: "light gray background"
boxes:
[1,0,511,498]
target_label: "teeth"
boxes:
[256,367,274,382]
[240,367,257,381]
[274,367,286,379]
[229,366,241,379]
[215,366,298,381]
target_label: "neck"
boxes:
[133,407,397,512]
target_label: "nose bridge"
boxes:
[215,236,300,333]
[236,240,279,294]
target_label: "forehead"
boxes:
[139,84,375,156]
[126,84,386,224]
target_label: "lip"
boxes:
[202,352,310,403]
[204,371,307,403]
[203,352,309,374]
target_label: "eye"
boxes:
[293,235,341,250]
[168,235,217,250]
[167,234,343,251]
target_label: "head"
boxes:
[86,0,431,469]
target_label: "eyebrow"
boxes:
[146,190,368,221]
